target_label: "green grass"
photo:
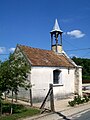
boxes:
[0,108,40,120]
[0,101,41,120]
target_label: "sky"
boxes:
[0,0,90,61]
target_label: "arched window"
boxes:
[53,69,61,84]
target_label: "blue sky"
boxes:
[0,0,90,60]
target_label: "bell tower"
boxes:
[50,19,63,53]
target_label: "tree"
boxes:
[72,57,90,82]
[8,53,31,113]
[0,53,31,114]
[0,60,11,98]
[0,60,10,115]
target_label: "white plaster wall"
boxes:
[62,68,75,94]
[76,67,82,96]
[15,47,76,101]
[53,68,75,99]
[30,66,75,101]
[78,67,82,96]
[74,66,82,96]
[31,67,52,101]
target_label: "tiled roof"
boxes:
[18,45,75,67]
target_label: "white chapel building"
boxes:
[15,19,82,103]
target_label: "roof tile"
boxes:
[18,45,75,67]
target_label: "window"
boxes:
[53,69,61,84]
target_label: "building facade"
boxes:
[15,19,82,103]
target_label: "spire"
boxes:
[50,19,63,53]
[51,19,63,33]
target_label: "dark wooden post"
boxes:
[29,88,33,106]
[49,84,55,111]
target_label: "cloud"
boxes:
[0,47,6,53]
[67,30,85,38]
[9,48,15,52]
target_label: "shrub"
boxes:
[88,95,90,99]
[2,101,26,114]
[80,99,85,104]
[12,104,25,113]
[68,100,76,107]
[83,95,89,102]
[75,95,82,104]
[68,95,90,107]
[2,105,11,114]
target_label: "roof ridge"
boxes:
[18,44,52,52]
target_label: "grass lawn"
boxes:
[0,101,41,120]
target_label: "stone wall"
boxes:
[74,66,82,96]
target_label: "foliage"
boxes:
[83,95,89,102]
[0,109,40,120]
[68,95,90,107]
[0,60,10,115]
[0,52,31,115]
[0,53,31,96]
[68,100,76,107]
[72,57,90,81]
[9,53,31,93]
[0,101,40,120]
[1,101,25,114]
[0,60,10,96]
